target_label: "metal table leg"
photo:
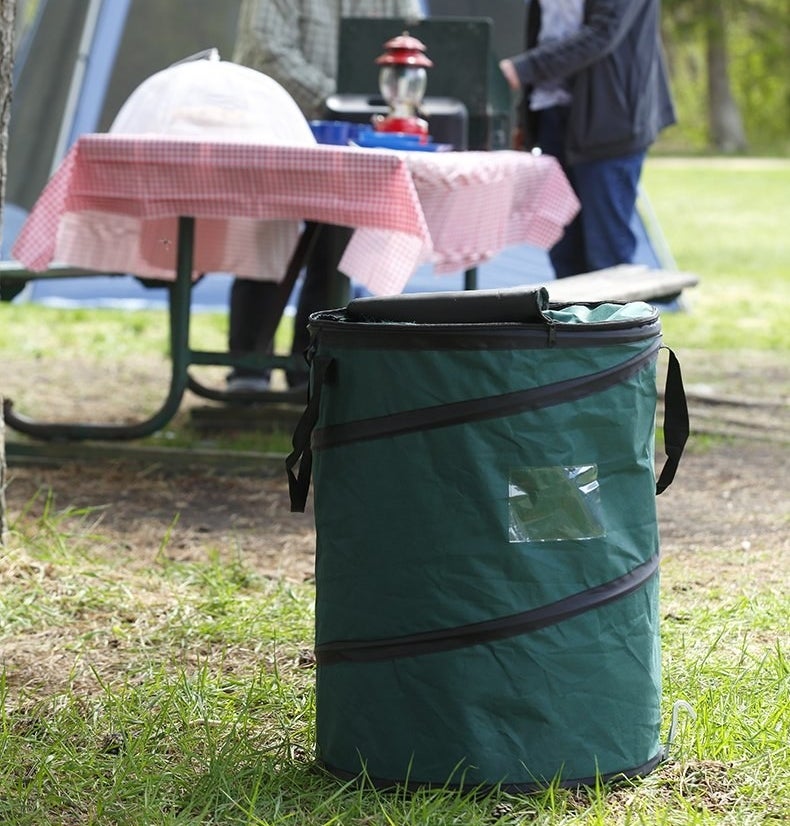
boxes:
[184,220,323,405]
[3,218,342,440]
[3,217,197,441]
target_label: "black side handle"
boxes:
[286,355,334,513]
[656,346,689,495]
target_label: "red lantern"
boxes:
[373,32,433,139]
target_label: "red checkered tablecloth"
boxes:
[12,134,579,296]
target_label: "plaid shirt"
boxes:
[233,0,423,120]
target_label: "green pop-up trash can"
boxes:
[287,287,688,792]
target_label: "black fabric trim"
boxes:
[313,337,661,452]
[308,315,662,352]
[315,554,659,665]
[315,750,665,793]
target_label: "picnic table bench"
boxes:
[1,257,699,438]
[538,263,698,304]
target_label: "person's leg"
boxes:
[289,225,352,385]
[535,106,587,278]
[571,151,646,273]
[548,209,587,278]
[227,277,282,384]
[535,105,567,160]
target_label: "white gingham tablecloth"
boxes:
[12,134,579,296]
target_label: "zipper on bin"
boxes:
[546,315,557,346]
[308,315,662,351]
[312,337,661,451]
[315,554,660,665]
[310,324,661,350]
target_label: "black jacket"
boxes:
[512,0,676,164]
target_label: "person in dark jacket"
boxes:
[499,0,676,278]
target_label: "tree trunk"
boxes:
[0,0,16,544]
[1,405,6,545]
[706,0,747,152]
[0,0,14,248]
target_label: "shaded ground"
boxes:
[0,346,787,712]
[4,439,788,583]
[2,347,788,582]
[4,461,317,581]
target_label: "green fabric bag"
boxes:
[287,287,688,791]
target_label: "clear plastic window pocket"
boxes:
[508,465,605,543]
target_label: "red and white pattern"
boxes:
[12,134,579,296]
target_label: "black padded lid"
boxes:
[345,286,550,324]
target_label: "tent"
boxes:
[3,0,244,309]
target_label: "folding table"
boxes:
[7,134,579,441]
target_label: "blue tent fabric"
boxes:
[22,208,664,311]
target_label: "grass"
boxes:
[0,302,295,454]
[641,158,790,351]
[1,510,787,825]
[1,158,789,823]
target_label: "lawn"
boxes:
[642,158,789,351]
[1,157,788,824]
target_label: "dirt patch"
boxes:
[3,342,790,580]
[2,346,789,583]
[4,463,317,582]
[1,346,788,709]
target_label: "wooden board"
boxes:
[538,264,699,304]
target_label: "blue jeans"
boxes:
[536,106,645,278]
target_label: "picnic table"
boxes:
[5,134,579,441]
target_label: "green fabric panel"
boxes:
[315,338,653,427]
[316,575,662,788]
[313,360,658,643]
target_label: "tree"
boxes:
[0,0,15,544]
[662,0,747,151]
[703,0,747,151]
[731,0,790,152]
[662,0,788,152]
